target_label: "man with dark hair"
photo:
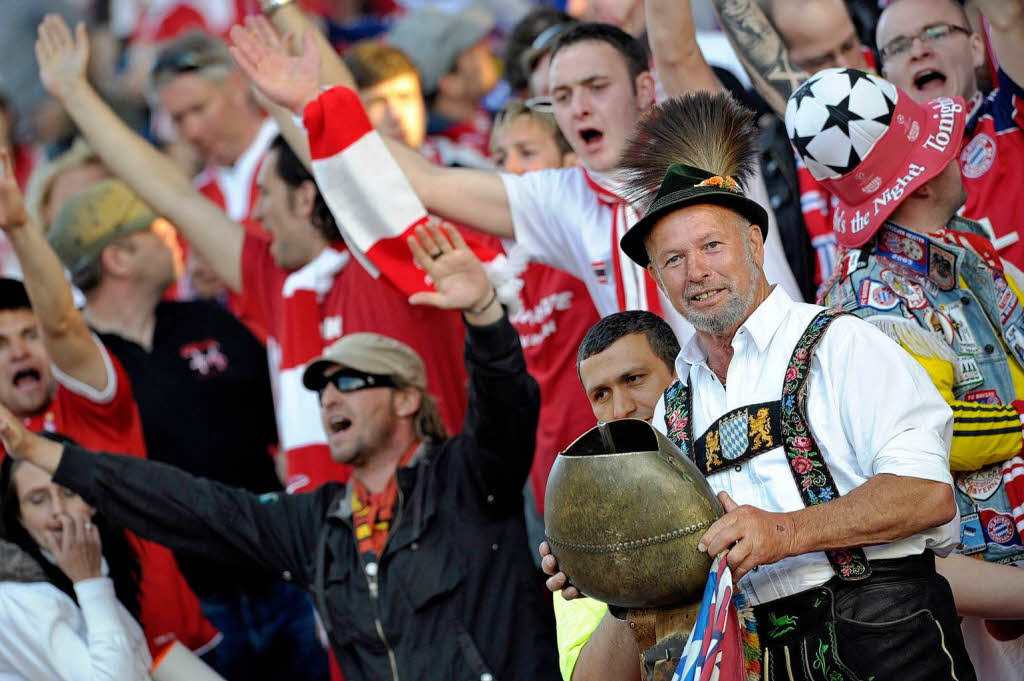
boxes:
[37,18,470,496]
[0,224,561,681]
[0,151,220,660]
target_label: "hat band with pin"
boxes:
[620,163,769,267]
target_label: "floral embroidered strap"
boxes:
[662,309,871,581]
[781,309,870,580]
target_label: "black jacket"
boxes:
[54,316,560,681]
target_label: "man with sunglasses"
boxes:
[876,0,1024,270]
[0,221,560,681]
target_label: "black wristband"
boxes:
[467,288,498,315]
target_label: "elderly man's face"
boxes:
[877,0,984,101]
[646,205,765,337]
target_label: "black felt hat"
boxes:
[619,163,769,267]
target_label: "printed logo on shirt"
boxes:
[960,133,996,179]
[591,261,609,285]
[321,315,343,343]
[180,340,229,377]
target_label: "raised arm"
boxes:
[710,0,809,117]
[35,15,244,292]
[645,0,723,97]
[975,0,1024,86]
[230,19,516,238]
[0,150,107,392]
[259,1,356,90]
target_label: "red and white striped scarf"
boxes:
[581,168,663,316]
[274,245,352,493]
[302,85,521,303]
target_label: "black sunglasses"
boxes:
[317,368,396,395]
[151,49,222,78]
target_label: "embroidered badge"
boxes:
[980,509,1022,547]
[880,269,928,309]
[994,275,1019,325]
[719,411,750,461]
[963,389,1001,405]
[960,133,996,179]
[924,308,956,346]
[928,246,957,291]
[942,302,980,354]
[877,225,929,273]
[958,512,987,555]
[691,402,783,475]
[1005,323,1024,365]
[955,466,1002,501]
[952,354,985,391]
[858,279,900,311]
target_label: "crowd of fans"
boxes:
[0,0,1022,679]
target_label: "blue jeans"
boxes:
[199,579,328,681]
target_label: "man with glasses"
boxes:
[876,0,1024,270]
[0,221,561,681]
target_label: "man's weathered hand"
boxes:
[35,14,90,102]
[539,541,583,600]
[699,490,797,580]
[229,16,321,115]
[407,220,492,313]
[0,149,29,231]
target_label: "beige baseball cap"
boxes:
[48,179,157,277]
[302,333,428,392]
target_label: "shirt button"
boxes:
[481,674,494,681]
[984,344,995,354]
[491,543,499,551]
[961,296,971,306]
[365,562,378,577]
[486,494,495,504]
[410,542,419,551]
[734,465,742,472]
[282,570,292,581]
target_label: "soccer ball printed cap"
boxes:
[785,68,966,247]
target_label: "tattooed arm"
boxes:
[710,0,809,116]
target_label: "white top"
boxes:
[192,117,279,221]
[0,578,152,681]
[501,165,801,344]
[651,286,960,605]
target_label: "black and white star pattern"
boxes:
[785,68,898,181]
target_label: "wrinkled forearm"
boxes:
[788,474,957,556]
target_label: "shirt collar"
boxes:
[675,285,793,379]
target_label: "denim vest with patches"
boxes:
[820,217,1024,567]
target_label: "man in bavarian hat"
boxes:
[788,67,1024,671]
[548,90,975,680]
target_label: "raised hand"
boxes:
[0,149,29,231]
[46,513,103,584]
[35,14,90,101]
[229,16,321,115]
[407,220,494,314]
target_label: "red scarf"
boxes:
[351,441,420,557]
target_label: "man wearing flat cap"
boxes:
[546,91,976,680]
[0,220,559,681]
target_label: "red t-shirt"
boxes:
[240,233,468,492]
[18,343,219,657]
[959,69,1024,270]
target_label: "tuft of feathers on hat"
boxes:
[620,91,760,211]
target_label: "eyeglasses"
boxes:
[879,23,971,61]
[317,368,396,395]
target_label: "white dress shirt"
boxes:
[0,578,152,681]
[652,287,960,605]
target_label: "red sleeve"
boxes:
[240,231,285,334]
[51,342,147,459]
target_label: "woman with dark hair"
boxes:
[0,436,151,680]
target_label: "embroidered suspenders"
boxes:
[663,309,871,580]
